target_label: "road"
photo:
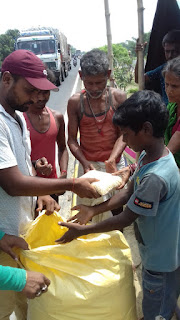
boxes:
[47,59,81,115]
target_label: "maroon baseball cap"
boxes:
[1,50,59,92]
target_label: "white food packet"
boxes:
[80,170,122,196]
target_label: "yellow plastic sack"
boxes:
[20,212,137,320]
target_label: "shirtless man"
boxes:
[67,49,127,220]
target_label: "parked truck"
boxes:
[15,27,71,86]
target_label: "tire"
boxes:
[61,68,65,82]
[56,75,61,86]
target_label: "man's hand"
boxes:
[112,166,131,189]
[36,195,60,215]
[35,157,52,177]
[0,234,29,260]
[135,40,147,53]
[105,159,117,173]
[83,162,96,173]
[22,271,50,299]
[74,178,100,198]
[56,222,86,243]
[68,204,95,225]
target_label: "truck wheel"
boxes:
[56,75,61,86]
[61,69,65,82]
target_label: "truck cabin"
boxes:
[16,38,56,55]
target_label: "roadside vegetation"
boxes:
[0,29,150,92]
[99,31,150,91]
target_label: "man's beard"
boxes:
[14,104,31,112]
[85,88,106,99]
[8,101,33,112]
[6,90,34,112]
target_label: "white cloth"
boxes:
[0,105,36,236]
[77,156,125,223]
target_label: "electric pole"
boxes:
[104,0,114,87]
[137,0,145,90]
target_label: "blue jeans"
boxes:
[142,266,180,320]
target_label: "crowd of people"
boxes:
[0,29,180,320]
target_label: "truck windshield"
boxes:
[17,40,55,55]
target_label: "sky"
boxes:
[0,0,179,52]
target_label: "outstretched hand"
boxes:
[68,204,95,225]
[0,234,29,260]
[56,222,87,243]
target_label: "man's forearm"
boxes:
[108,137,127,162]
[68,141,89,168]
[58,149,69,174]
[0,167,73,196]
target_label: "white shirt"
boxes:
[0,105,36,235]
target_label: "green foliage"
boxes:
[127,87,138,94]
[0,29,20,67]
[99,43,133,90]
[120,31,151,58]
[98,32,151,90]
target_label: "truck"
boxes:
[67,44,72,70]
[15,27,71,86]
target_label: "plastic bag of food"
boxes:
[19,212,137,320]
[80,170,122,195]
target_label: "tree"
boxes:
[0,29,20,67]
[120,32,151,58]
[99,43,133,90]
[98,32,151,90]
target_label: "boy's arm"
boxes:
[89,179,133,215]
[67,180,134,225]
[56,206,138,243]
[57,173,168,243]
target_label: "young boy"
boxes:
[57,90,180,320]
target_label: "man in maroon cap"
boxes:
[0,50,99,320]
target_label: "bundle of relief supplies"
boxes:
[19,212,137,320]
[80,169,123,195]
